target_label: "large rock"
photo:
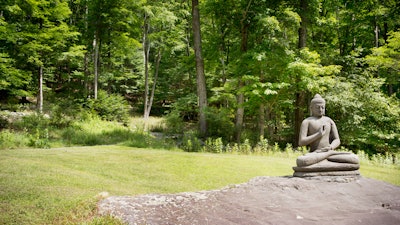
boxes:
[98,176,400,225]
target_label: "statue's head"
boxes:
[310,94,326,117]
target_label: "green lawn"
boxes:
[1,145,399,224]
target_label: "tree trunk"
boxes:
[235,0,252,143]
[143,13,150,119]
[235,80,245,143]
[83,3,89,97]
[37,66,43,113]
[191,0,208,137]
[294,91,306,146]
[258,103,265,138]
[294,0,308,147]
[145,48,162,119]
[388,84,393,96]
[298,0,308,49]
[374,18,379,48]
[84,52,89,97]
[383,22,388,43]
[93,34,99,99]
[266,106,274,140]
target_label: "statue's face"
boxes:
[311,102,325,117]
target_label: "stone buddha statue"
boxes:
[293,94,360,177]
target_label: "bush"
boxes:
[181,131,202,152]
[253,136,271,154]
[48,99,84,128]
[205,107,234,141]
[86,90,130,124]
[164,110,185,135]
[0,114,8,130]
[0,130,28,149]
[12,113,50,132]
[168,93,198,122]
[28,128,50,148]
[202,137,224,153]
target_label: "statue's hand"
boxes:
[315,146,332,153]
[318,125,327,137]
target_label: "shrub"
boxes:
[12,113,50,132]
[86,90,130,124]
[164,110,185,135]
[28,128,50,148]
[0,114,8,130]
[48,99,84,128]
[181,131,202,152]
[202,137,224,153]
[253,136,270,154]
[226,143,240,154]
[168,93,198,122]
[0,130,28,149]
[240,139,252,154]
[205,107,234,141]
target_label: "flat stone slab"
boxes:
[98,176,400,225]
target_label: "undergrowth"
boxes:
[0,111,398,166]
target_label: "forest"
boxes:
[0,0,399,156]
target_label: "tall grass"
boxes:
[61,118,134,146]
[0,116,172,149]
[128,116,166,132]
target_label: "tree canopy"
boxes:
[0,0,399,154]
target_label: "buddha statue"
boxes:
[293,94,360,177]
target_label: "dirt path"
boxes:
[98,176,400,225]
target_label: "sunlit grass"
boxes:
[360,162,400,185]
[0,146,293,224]
[0,145,398,224]
[128,116,166,132]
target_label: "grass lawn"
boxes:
[1,145,399,224]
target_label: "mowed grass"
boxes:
[0,145,294,224]
[360,162,400,185]
[0,145,399,224]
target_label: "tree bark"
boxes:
[374,18,379,48]
[294,0,308,147]
[38,66,43,113]
[145,48,162,119]
[191,0,208,137]
[83,3,89,97]
[93,34,99,99]
[235,0,252,143]
[258,103,265,138]
[266,105,274,140]
[294,91,306,146]
[143,13,150,119]
[235,80,245,143]
[298,0,308,49]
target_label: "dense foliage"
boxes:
[0,0,399,154]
